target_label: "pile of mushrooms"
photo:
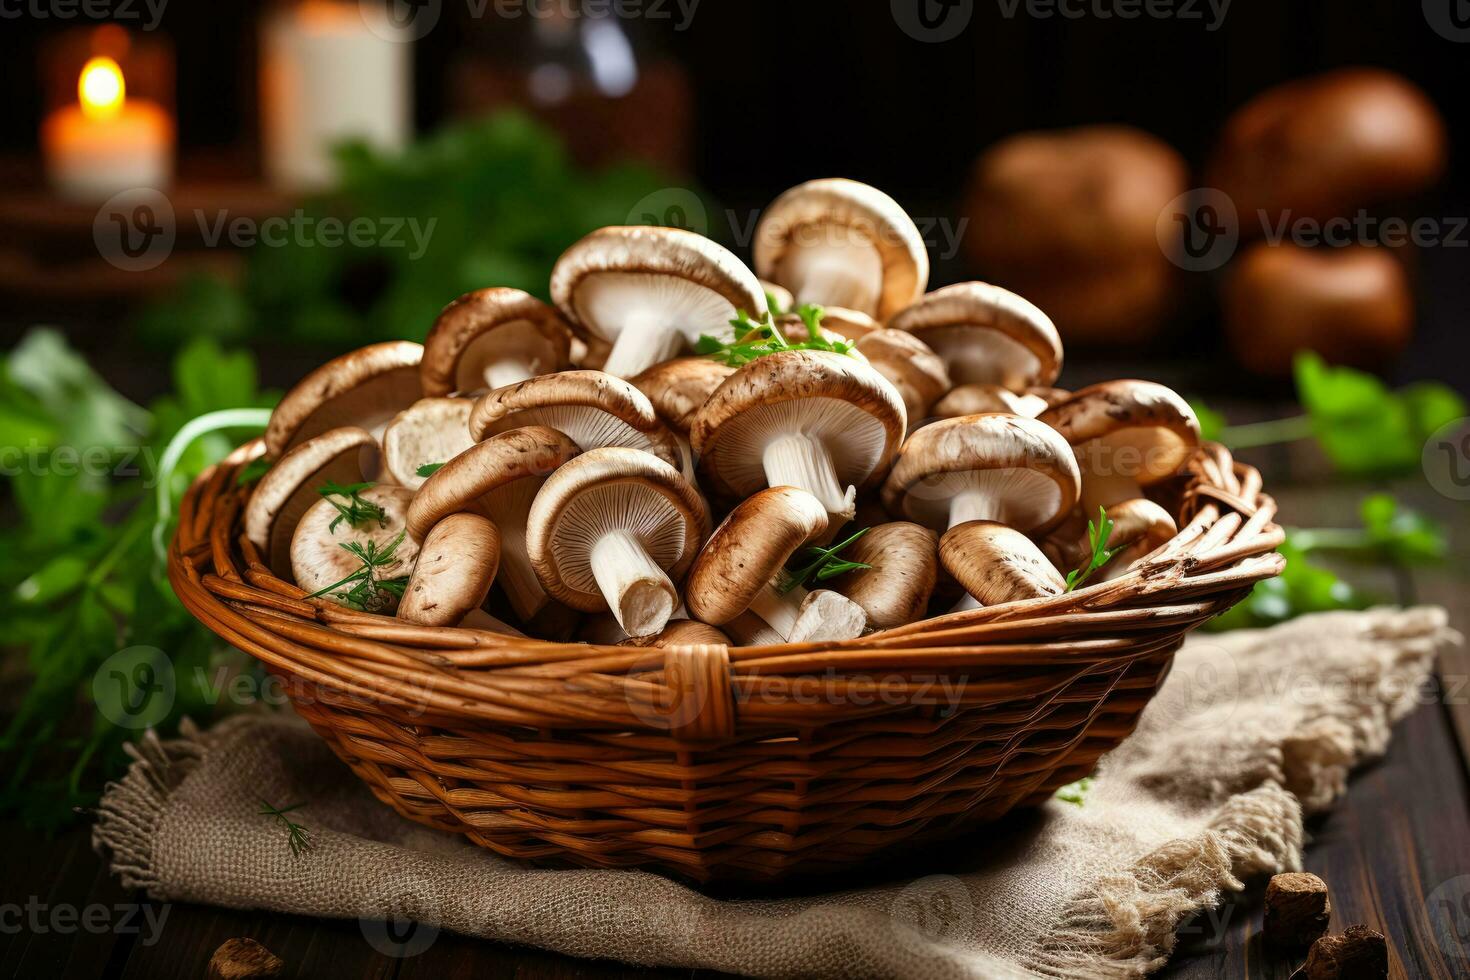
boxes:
[246,177,1202,647]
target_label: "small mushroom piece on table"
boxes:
[881,413,1081,537]
[888,281,1063,391]
[1039,380,1200,516]
[691,349,906,521]
[855,328,951,424]
[467,369,683,471]
[827,522,938,629]
[754,178,929,320]
[934,383,1050,420]
[264,341,424,460]
[551,225,767,379]
[244,426,379,577]
[398,513,501,626]
[686,486,866,643]
[407,425,581,625]
[380,397,476,490]
[290,485,419,613]
[420,286,573,395]
[527,447,710,638]
[940,521,1066,607]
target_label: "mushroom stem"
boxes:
[762,432,856,518]
[603,323,686,379]
[747,583,803,640]
[1079,474,1144,516]
[589,529,677,637]
[791,254,879,315]
[496,526,550,621]
[948,488,1002,528]
[950,593,982,613]
[484,359,534,391]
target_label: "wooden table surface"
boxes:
[3,433,1468,980]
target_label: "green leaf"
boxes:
[1055,776,1094,807]
[6,328,152,454]
[416,462,444,478]
[14,555,91,605]
[1190,401,1226,443]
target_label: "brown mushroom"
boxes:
[889,282,1062,390]
[290,485,418,613]
[619,619,732,648]
[398,513,501,626]
[527,447,709,637]
[550,226,766,378]
[265,342,423,460]
[630,357,736,438]
[691,349,906,520]
[380,397,476,490]
[933,384,1048,420]
[854,329,951,424]
[940,521,1065,606]
[827,522,938,629]
[420,287,573,396]
[754,178,929,320]
[1095,498,1177,581]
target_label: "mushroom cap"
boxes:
[549,225,767,349]
[855,328,951,423]
[880,413,1081,535]
[685,487,830,626]
[265,341,423,458]
[828,522,939,630]
[1099,497,1177,579]
[630,357,736,437]
[290,485,418,612]
[690,349,907,502]
[776,307,880,344]
[940,521,1065,606]
[398,512,501,626]
[754,178,929,320]
[244,426,380,577]
[420,287,572,396]
[619,618,732,648]
[466,369,682,470]
[933,384,1047,419]
[381,397,476,490]
[526,447,710,614]
[1039,380,1200,485]
[888,282,1063,390]
[406,425,580,542]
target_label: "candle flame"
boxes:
[79,57,126,121]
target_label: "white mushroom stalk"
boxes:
[762,431,855,517]
[747,582,803,640]
[780,242,885,315]
[483,479,549,621]
[589,529,677,636]
[483,359,535,391]
[602,314,689,380]
[933,468,1067,531]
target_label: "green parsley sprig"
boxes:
[695,304,857,367]
[776,526,872,595]
[318,481,387,533]
[1065,507,1118,592]
[305,530,412,612]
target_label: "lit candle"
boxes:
[42,55,174,202]
[260,2,412,190]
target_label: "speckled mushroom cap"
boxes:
[398,513,501,626]
[406,425,580,542]
[888,282,1063,390]
[265,341,423,459]
[244,426,379,577]
[1039,380,1200,490]
[630,357,737,438]
[618,618,732,649]
[549,226,766,377]
[828,522,938,630]
[1097,497,1178,580]
[881,413,1081,535]
[940,521,1066,606]
[855,329,951,423]
[420,287,572,396]
[933,384,1048,419]
[754,178,929,320]
[526,447,710,615]
[381,397,476,490]
[290,485,418,613]
[466,369,682,470]
[685,487,829,626]
[690,349,907,512]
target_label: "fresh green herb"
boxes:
[416,462,444,478]
[318,481,386,533]
[305,530,412,612]
[696,305,857,367]
[1192,353,1466,476]
[777,527,872,595]
[1054,776,1094,807]
[259,799,312,858]
[236,457,272,486]
[1065,507,1118,592]
[764,289,788,316]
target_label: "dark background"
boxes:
[1,0,1467,392]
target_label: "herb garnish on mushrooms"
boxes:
[1065,507,1119,592]
[695,305,856,366]
[304,530,412,611]
[777,526,872,595]
[318,481,388,533]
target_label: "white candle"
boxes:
[260,2,412,191]
[42,56,174,202]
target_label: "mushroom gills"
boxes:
[574,272,741,378]
[907,467,1065,531]
[483,404,672,466]
[776,237,884,316]
[458,319,559,392]
[918,325,1042,390]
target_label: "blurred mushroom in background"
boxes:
[963,126,1188,347]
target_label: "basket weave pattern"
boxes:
[170,439,1283,882]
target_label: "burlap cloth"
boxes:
[93,607,1457,979]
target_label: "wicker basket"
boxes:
[169,438,1283,883]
